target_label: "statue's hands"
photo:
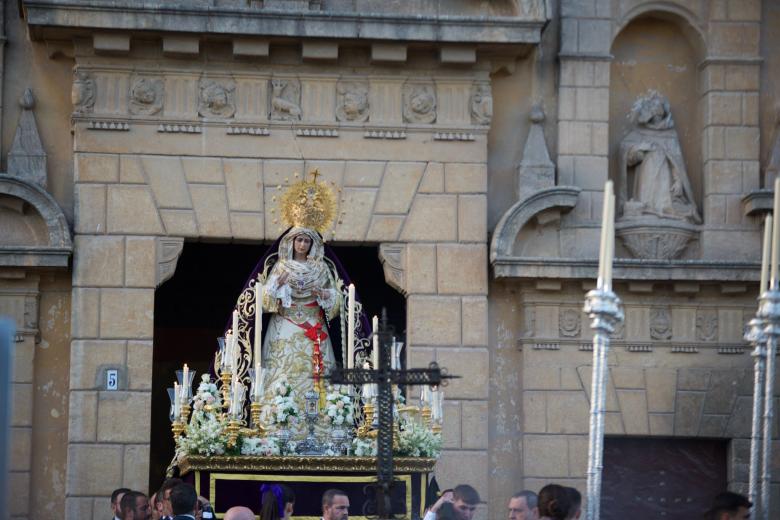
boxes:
[311,288,322,298]
[277,272,289,287]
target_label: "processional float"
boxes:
[165,171,450,519]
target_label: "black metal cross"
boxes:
[326,310,455,520]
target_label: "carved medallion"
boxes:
[402,82,436,124]
[198,79,236,118]
[696,309,718,342]
[650,308,672,340]
[470,83,493,126]
[559,308,581,338]
[336,81,369,123]
[72,69,96,114]
[129,77,164,116]
[270,78,302,121]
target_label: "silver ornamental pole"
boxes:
[746,315,767,510]
[759,289,780,520]
[584,288,623,520]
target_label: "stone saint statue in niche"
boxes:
[618,90,701,224]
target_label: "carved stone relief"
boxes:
[198,79,236,118]
[558,308,581,338]
[72,69,96,114]
[336,81,369,123]
[403,82,436,124]
[650,307,672,340]
[378,243,406,296]
[129,76,164,116]
[470,83,492,126]
[696,309,718,342]
[270,78,302,121]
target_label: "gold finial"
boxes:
[310,169,321,182]
[278,168,337,233]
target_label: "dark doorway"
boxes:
[148,242,405,491]
[601,436,727,519]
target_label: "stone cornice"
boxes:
[23,0,546,46]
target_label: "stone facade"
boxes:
[1,0,780,519]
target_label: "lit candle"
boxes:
[372,315,379,368]
[182,364,189,401]
[761,214,773,295]
[255,280,263,368]
[347,284,355,369]
[225,331,234,371]
[603,184,615,290]
[772,178,780,289]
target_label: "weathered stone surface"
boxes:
[97,391,151,442]
[546,390,589,434]
[66,444,123,495]
[704,370,740,414]
[70,340,126,390]
[230,213,264,240]
[8,470,30,515]
[123,444,151,491]
[303,160,345,188]
[725,395,753,438]
[344,161,385,187]
[442,400,461,449]
[645,369,677,413]
[674,391,704,436]
[68,391,98,442]
[523,435,568,477]
[120,155,145,184]
[699,414,728,437]
[418,162,444,193]
[405,244,436,294]
[75,184,107,234]
[678,368,711,391]
[125,237,157,288]
[263,159,304,187]
[648,413,674,436]
[223,159,263,212]
[524,364,561,390]
[182,157,224,184]
[461,401,488,449]
[366,215,404,242]
[407,296,460,346]
[611,367,645,389]
[567,435,588,477]
[436,244,487,295]
[444,163,487,193]
[76,153,119,183]
[65,497,94,520]
[400,195,457,241]
[73,236,124,287]
[71,288,100,338]
[577,365,620,412]
[616,389,649,435]
[190,184,231,237]
[127,341,153,390]
[334,188,375,241]
[160,209,199,237]
[435,450,488,498]
[458,195,487,242]
[523,391,547,433]
[141,156,192,209]
[10,427,31,471]
[374,162,425,214]
[99,289,154,339]
[435,348,488,399]
[462,296,488,346]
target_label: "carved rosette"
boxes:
[402,82,436,124]
[470,83,492,126]
[270,78,302,121]
[71,69,96,115]
[616,217,699,260]
[198,79,236,118]
[129,76,164,116]
[336,81,369,123]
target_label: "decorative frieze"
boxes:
[157,123,201,134]
[696,309,718,342]
[470,83,492,126]
[129,77,164,116]
[364,129,406,140]
[336,81,370,123]
[87,120,130,131]
[72,69,96,114]
[270,78,302,121]
[295,127,339,137]
[433,132,475,141]
[198,79,236,118]
[558,308,581,338]
[403,81,437,124]
[649,308,672,340]
[226,126,270,136]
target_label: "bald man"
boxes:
[224,506,255,520]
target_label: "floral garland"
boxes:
[241,436,281,456]
[323,385,354,428]
[397,421,442,458]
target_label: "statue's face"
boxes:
[293,234,312,258]
[135,82,156,104]
[411,91,433,113]
[208,87,227,109]
[343,92,365,115]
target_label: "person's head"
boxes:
[197,496,213,520]
[322,489,350,520]
[225,506,256,520]
[452,484,480,520]
[120,491,151,520]
[509,491,539,520]
[159,478,183,516]
[293,233,313,260]
[152,489,165,520]
[113,488,132,516]
[537,485,581,520]
[261,483,296,520]
[170,483,198,516]
[706,492,752,520]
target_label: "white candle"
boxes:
[347,284,355,369]
[597,180,613,288]
[761,214,773,294]
[225,331,234,371]
[174,382,181,420]
[254,362,262,399]
[772,178,780,289]
[372,315,379,368]
[603,185,615,290]
[255,280,263,368]
[231,373,239,415]
[423,385,432,407]
[182,364,189,401]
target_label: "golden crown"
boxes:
[278,169,338,234]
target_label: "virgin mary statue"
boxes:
[223,171,370,432]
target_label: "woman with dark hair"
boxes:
[537,484,581,520]
[260,483,295,520]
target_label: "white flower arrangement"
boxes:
[397,421,442,458]
[241,436,281,456]
[352,436,377,456]
[177,410,227,456]
[260,375,299,427]
[323,385,354,428]
[192,373,220,412]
